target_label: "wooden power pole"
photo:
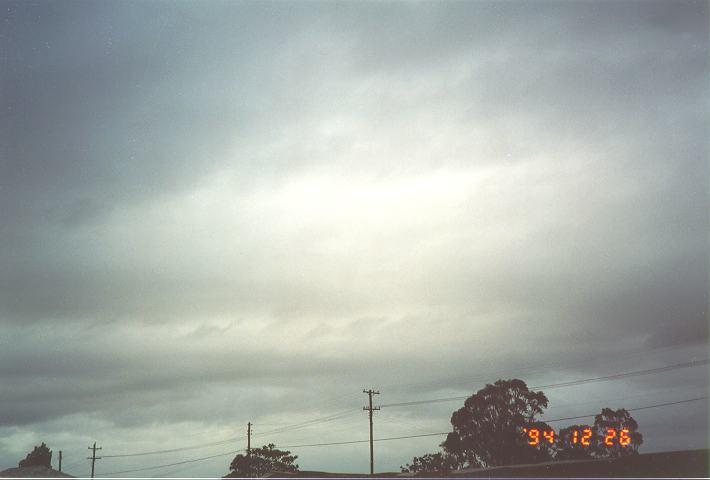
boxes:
[363,389,380,475]
[87,442,102,479]
[58,451,62,472]
[247,422,252,456]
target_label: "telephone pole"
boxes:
[363,389,380,475]
[247,422,252,456]
[87,442,102,479]
[58,451,62,472]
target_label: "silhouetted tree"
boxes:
[18,443,52,468]
[442,379,553,467]
[400,452,465,473]
[225,444,298,478]
[591,408,642,458]
[555,424,594,460]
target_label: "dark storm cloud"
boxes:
[2,3,236,228]
[1,0,335,233]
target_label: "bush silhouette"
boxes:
[18,443,52,468]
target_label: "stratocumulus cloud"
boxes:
[0,0,707,475]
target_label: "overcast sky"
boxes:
[1,0,708,476]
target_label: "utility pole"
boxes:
[363,389,380,475]
[87,442,102,479]
[247,422,252,456]
[58,451,62,472]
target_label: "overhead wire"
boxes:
[377,414,438,435]
[378,342,704,392]
[102,435,247,458]
[96,448,246,476]
[276,394,710,450]
[535,359,710,390]
[95,343,699,457]
[61,457,85,468]
[250,408,363,438]
[94,356,707,461]
[153,456,213,478]
[98,389,362,453]
[542,395,709,423]
[379,358,709,408]
[278,432,451,450]
[93,392,708,475]
[546,382,707,409]
[102,408,361,459]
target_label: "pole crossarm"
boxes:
[87,442,102,479]
[363,389,380,475]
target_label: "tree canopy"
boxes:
[225,444,298,478]
[401,452,464,474]
[18,443,52,468]
[402,379,645,474]
[592,408,643,457]
[556,424,594,461]
[441,379,552,468]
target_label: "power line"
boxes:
[95,357,707,461]
[280,395,710,449]
[100,390,363,452]
[378,414,436,435]
[97,394,706,476]
[153,457,209,478]
[191,359,710,456]
[251,408,363,438]
[263,388,709,448]
[534,359,710,390]
[379,358,709,409]
[278,432,450,449]
[92,343,702,460]
[547,383,707,410]
[96,448,246,476]
[96,344,689,454]
[250,422,300,426]
[61,456,86,469]
[542,395,709,423]
[106,434,447,476]
[101,409,360,459]
[102,435,247,458]
[379,343,701,392]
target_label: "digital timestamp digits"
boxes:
[523,427,632,447]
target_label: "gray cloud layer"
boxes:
[1,0,707,475]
